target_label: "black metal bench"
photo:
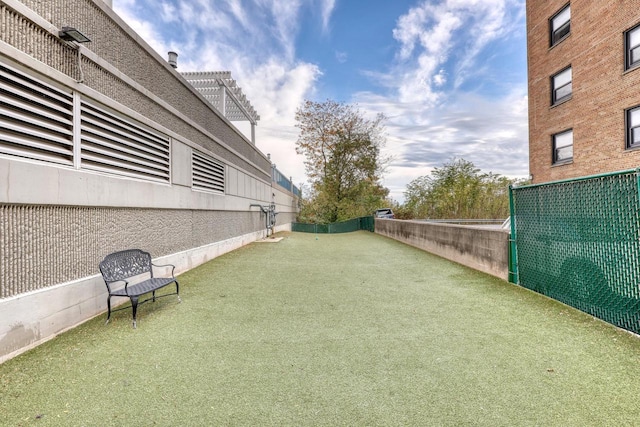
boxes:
[99,249,180,328]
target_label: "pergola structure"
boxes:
[182,71,260,143]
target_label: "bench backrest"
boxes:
[99,249,153,283]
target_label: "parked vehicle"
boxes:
[374,208,394,219]
[516,215,640,331]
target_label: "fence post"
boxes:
[636,168,640,205]
[508,185,518,284]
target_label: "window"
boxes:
[625,24,640,71]
[626,106,640,149]
[553,129,573,163]
[551,67,572,105]
[550,4,570,47]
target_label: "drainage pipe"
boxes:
[250,203,278,236]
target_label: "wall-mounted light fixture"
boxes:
[59,27,91,43]
[59,27,91,83]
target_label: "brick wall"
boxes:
[528,0,640,183]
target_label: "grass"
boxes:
[1,231,640,426]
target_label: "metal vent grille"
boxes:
[0,64,74,165]
[80,101,170,182]
[192,151,225,193]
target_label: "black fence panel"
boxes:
[292,216,374,234]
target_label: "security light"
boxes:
[59,27,91,43]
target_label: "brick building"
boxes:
[527,1,640,183]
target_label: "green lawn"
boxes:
[1,231,640,426]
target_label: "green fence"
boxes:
[292,216,375,234]
[509,169,640,334]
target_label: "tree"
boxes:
[403,158,522,220]
[295,100,389,223]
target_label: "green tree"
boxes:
[403,158,522,220]
[295,99,388,223]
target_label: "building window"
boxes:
[627,106,640,149]
[550,4,570,47]
[625,24,640,71]
[553,129,573,163]
[551,66,572,105]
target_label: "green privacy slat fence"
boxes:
[292,216,374,234]
[509,169,640,334]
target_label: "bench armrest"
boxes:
[151,263,176,277]
[105,279,130,294]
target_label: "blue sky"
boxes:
[113,0,529,202]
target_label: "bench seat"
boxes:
[109,277,178,298]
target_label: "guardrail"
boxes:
[272,166,300,197]
[417,219,506,225]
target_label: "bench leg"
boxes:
[131,296,139,329]
[176,280,181,303]
[106,295,112,325]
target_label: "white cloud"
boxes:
[160,2,176,22]
[391,0,520,104]
[348,0,528,202]
[226,0,251,30]
[320,0,336,34]
[354,85,529,203]
[433,69,447,86]
[242,60,320,183]
[113,2,167,55]
[335,51,348,63]
[261,0,304,60]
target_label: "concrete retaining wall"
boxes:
[375,220,510,280]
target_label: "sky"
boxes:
[112,0,529,203]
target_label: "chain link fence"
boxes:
[509,170,640,333]
[292,217,374,234]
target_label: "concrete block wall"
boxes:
[0,205,269,299]
[375,220,510,280]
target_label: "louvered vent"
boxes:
[80,101,170,182]
[0,64,74,165]
[192,151,225,193]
